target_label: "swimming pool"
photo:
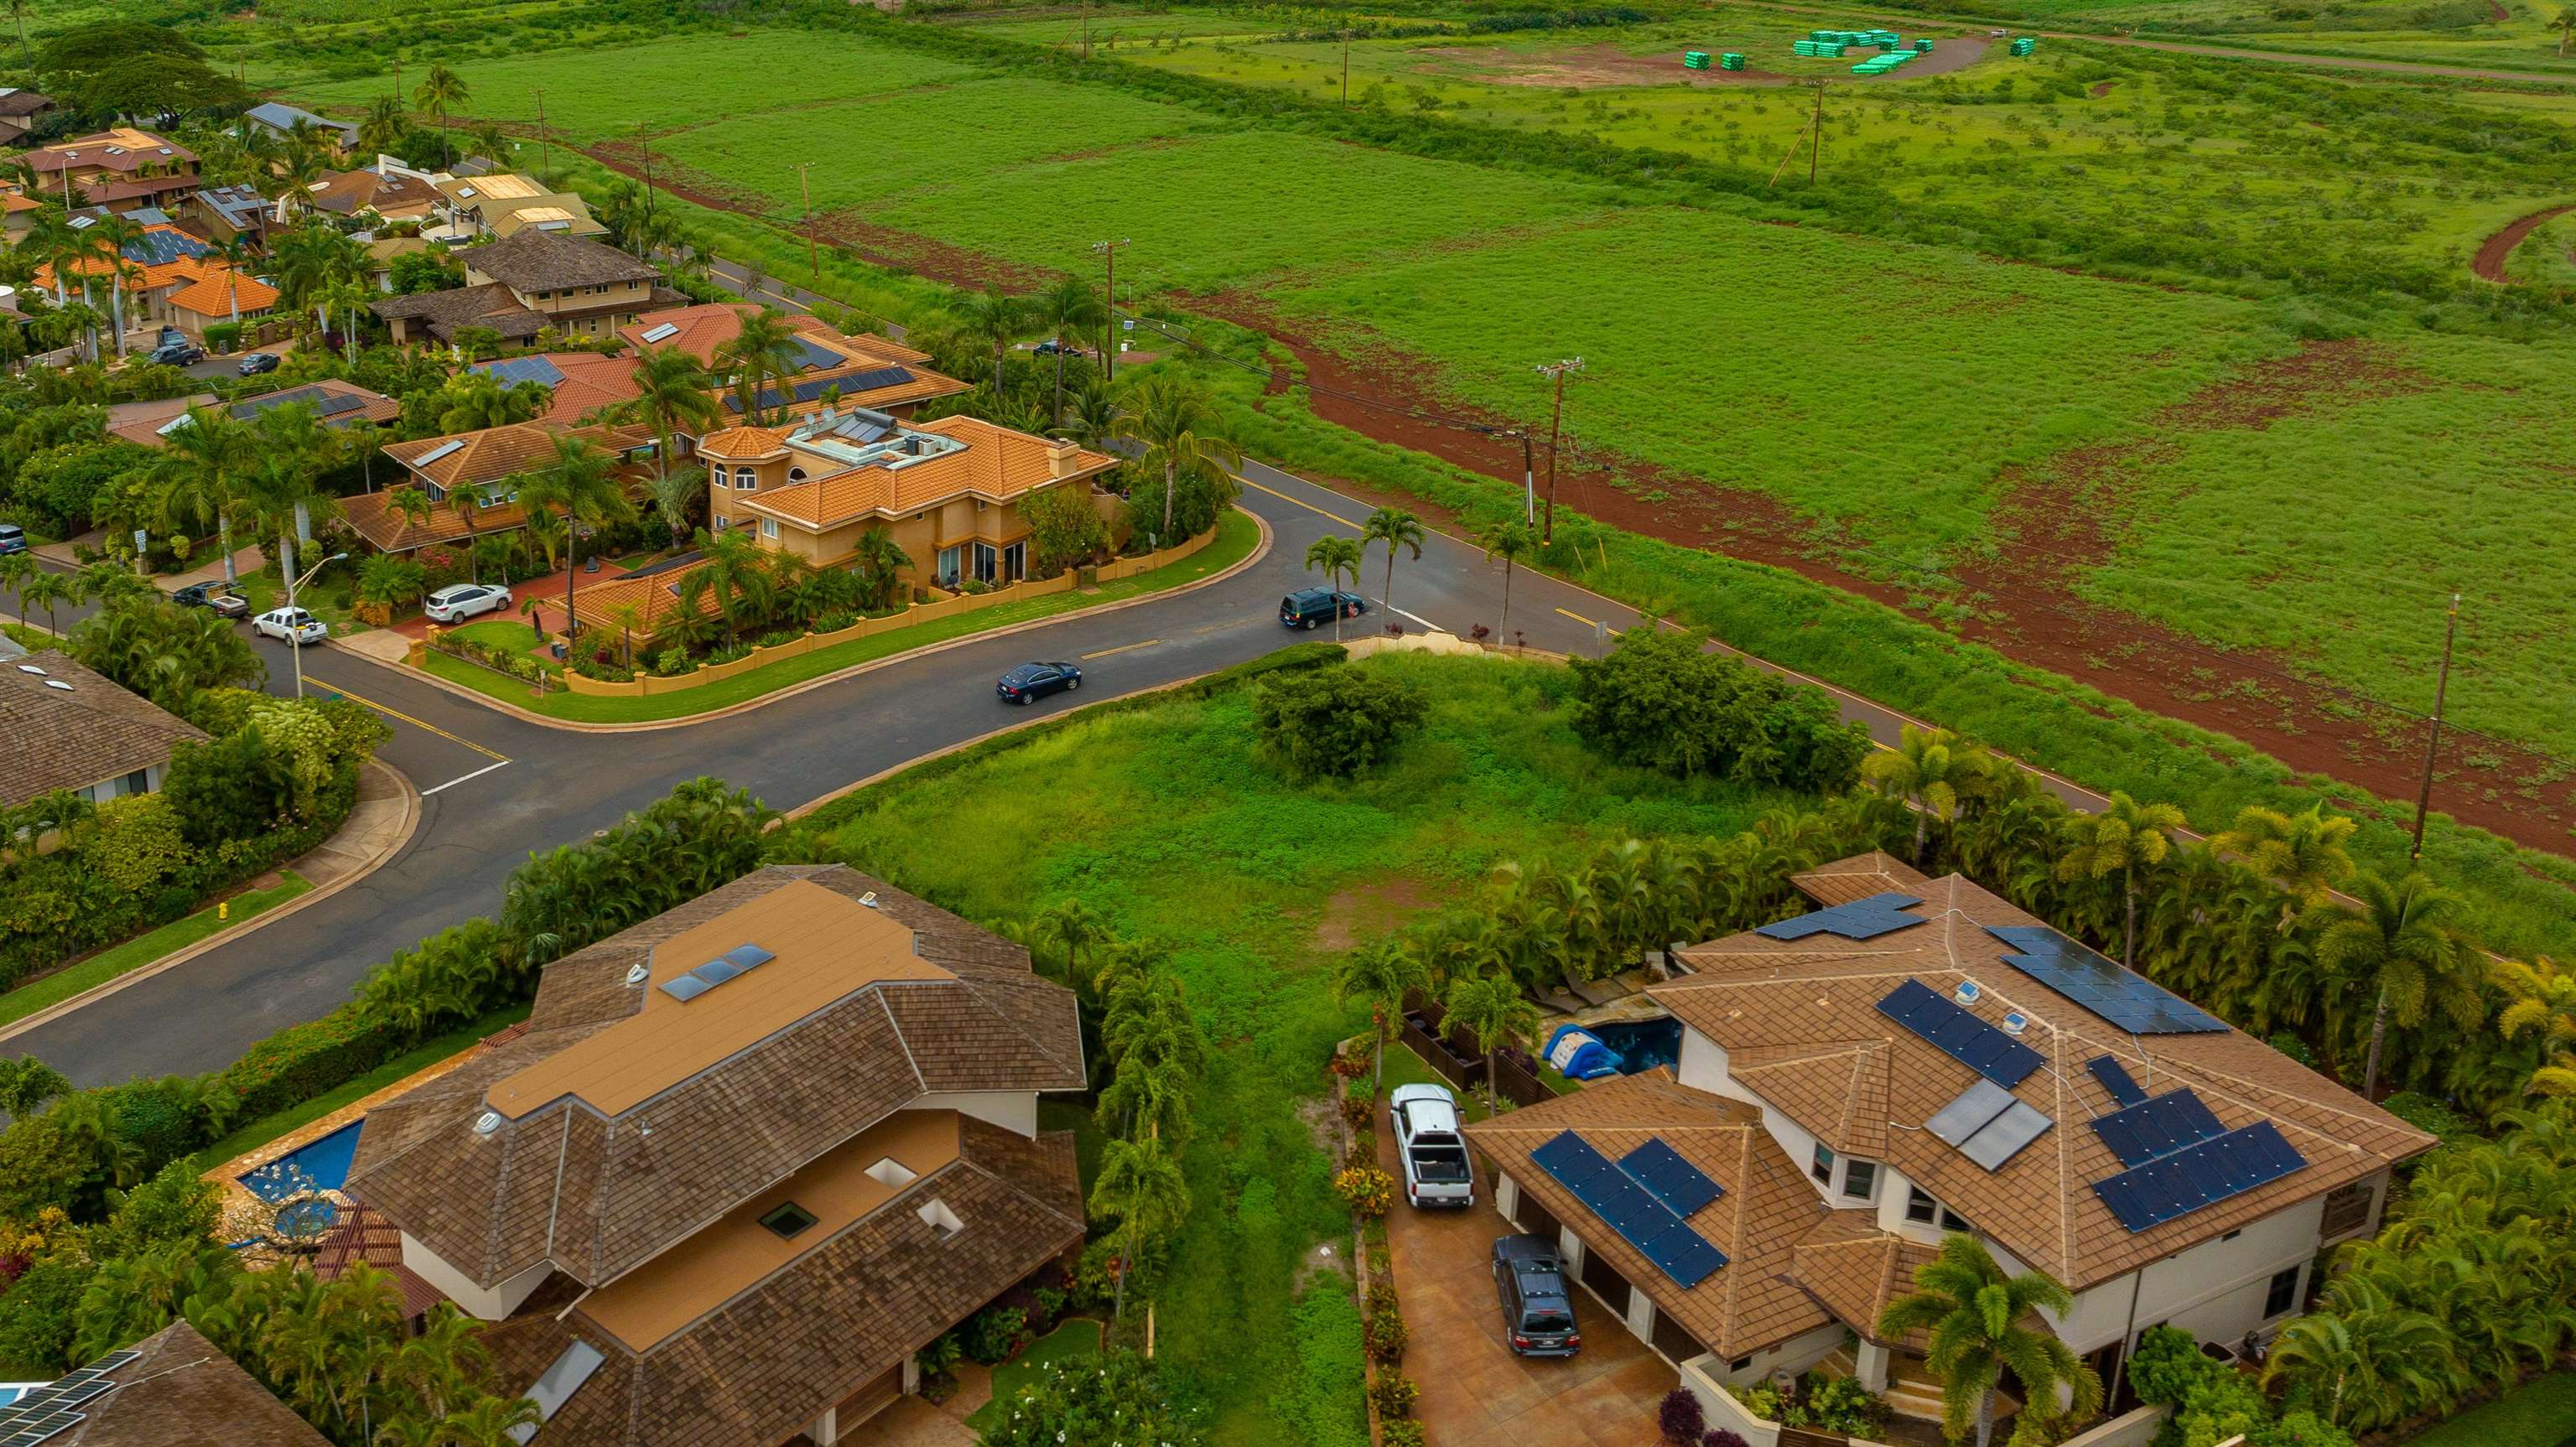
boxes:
[237,1120,365,1237]
[1585,1017,1683,1075]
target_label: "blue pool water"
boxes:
[1586,1017,1684,1075]
[236,1119,365,1238]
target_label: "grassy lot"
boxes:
[2406,1372,2576,1447]
[796,649,1824,1443]
[0,873,312,1031]
[963,1320,1107,1433]
[415,508,1259,724]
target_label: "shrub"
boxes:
[1366,1278,1399,1319]
[1364,1305,1408,1364]
[1702,1432,1748,1447]
[1251,663,1430,781]
[1785,1374,1880,1434]
[1332,1164,1394,1217]
[963,1304,1026,1364]
[83,794,192,891]
[1659,1386,1706,1443]
[1366,1372,1417,1420]
[1380,1424,1426,1447]
[1345,1129,1376,1170]
[977,1350,1205,1447]
[1568,626,1869,792]
[1340,1079,1375,1130]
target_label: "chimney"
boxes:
[1046,438,1080,480]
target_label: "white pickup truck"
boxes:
[1390,1084,1476,1209]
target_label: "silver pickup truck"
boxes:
[1391,1083,1476,1208]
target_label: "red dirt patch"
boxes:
[2473,201,2576,283]
[812,210,1065,292]
[2090,80,2115,96]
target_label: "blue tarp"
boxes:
[1543,1024,1623,1081]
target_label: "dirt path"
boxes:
[2473,200,2576,282]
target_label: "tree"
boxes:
[1568,625,1867,791]
[1332,936,1430,1095]
[67,595,264,724]
[153,409,256,588]
[716,308,801,427]
[1016,483,1109,577]
[2298,871,2485,1098]
[17,570,70,635]
[686,525,776,646]
[1361,506,1425,615]
[958,288,1024,400]
[1253,664,1429,781]
[848,525,911,609]
[429,371,550,435]
[1031,277,1105,425]
[1878,1234,2099,1447]
[411,63,467,155]
[1111,374,1240,542]
[2211,803,2356,916]
[88,212,142,359]
[2559,5,2575,54]
[2054,791,2187,972]
[1443,972,1538,1115]
[8,0,29,71]
[1088,1137,1188,1323]
[448,486,489,584]
[1303,533,1363,641]
[1479,516,1536,639]
[1863,725,2000,869]
[2496,956,2576,1097]
[1031,898,1113,988]
[603,346,720,547]
[2263,1289,2459,1435]
[1055,377,1119,451]
[386,485,434,540]
[512,435,631,641]
[356,95,407,157]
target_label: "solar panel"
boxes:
[721,943,775,972]
[637,322,679,344]
[1754,891,1924,941]
[79,1354,135,1375]
[2091,1090,2226,1169]
[787,335,844,372]
[1926,1079,2017,1147]
[1618,1139,1722,1217]
[658,972,713,1003]
[42,1386,102,1411]
[1984,926,2227,1035]
[2086,1055,2148,1107]
[1959,1101,2054,1170]
[2093,1123,2305,1232]
[1876,980,2044,1087]
[1532,1131,1728,1287]
[475,355,566,388]
[413,438,465,468]
[723,366,918,415]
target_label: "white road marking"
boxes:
[421,760,512,796]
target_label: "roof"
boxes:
[466,351,639,422]
[245,102,357,143]
[542,558,718,636]
[104,393,211,448]
[487,202,607,239]
[618,302,932,370]
[696,423,789,461]
[1787,1211,1940,1350]
[365,236,430,265]
[739,414,1114,532]
[459,229,661,292]
[0,650,206,808]
[380,418,657,492]
[0,89,54,119]
[28,128,197,175]
[1652,858,2438,1291]
[343,865,1084,1293]
[437,172,548,203]
[164,265,278,319]
[227,379,399,430]
[370,279,689,344]
[1462,1070,1833,1358]
[0,1320,328,1446]
[302,168,439,216]
[312,1204,451,1320]
[192,184,273,225]
[30,223,216,290]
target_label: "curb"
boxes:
[362,507,1275,735]
[0,759,423,1047]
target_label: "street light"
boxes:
[284,551,346,700]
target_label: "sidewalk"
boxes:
[157,542,267,594]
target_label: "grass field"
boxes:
[2406,1372,2576,1447]
[796,649,1824,1443]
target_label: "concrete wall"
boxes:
[2060,1406,2169,1447]
[1680,1355,1779,1447]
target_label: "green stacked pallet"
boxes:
[1683,49,1711,68]
[1718,51,1747,70]
[1793,39,1846,56]
[1851,47,1918,74]
[1914,37,1934,50]
[2009,35,2037,54]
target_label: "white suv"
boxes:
[425,582,511,623]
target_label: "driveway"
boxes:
[1377,1101,1673,1447]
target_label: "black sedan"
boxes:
[997,661,1082,705]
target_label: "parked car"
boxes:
[1491,1236,1582,1357]
[1033,338,1081,356]
[171,582,249,618]
[1390,1084,1475,1208]
[1280,588,1366,630]
[238,352,280,376]
[0,523,24,556]
[996,661,1082,705]
[147,340,204,367]
[423,582,511,623]
[252,607,327,645]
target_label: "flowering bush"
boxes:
[1333,1164,1395,1218]
[1364,1305,1408,1365]
[1366,1372,1417,1419]
[978,1350,1206,1447]
[1660,1386,1706,1443]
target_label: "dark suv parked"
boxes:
[1279,588,1366,630]
[1491,1234,1582,1357]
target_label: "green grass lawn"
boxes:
[2407,1372,2576,1447]
[416,509,1259,724]
[0,873,311,1031]
[797,648,1826,1444]
[964,1320,1106,1433]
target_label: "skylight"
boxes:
[638,323,678,344]
[757,1201,818,1240]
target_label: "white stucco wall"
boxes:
[2001,1192,2321,1353]
[909,1090,1038,1137]
[400,1234,552,1321]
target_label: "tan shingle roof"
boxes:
[1788,1211,1939,1350]
[1654,862,2437,1291]
[1463,1069,1834,1358]
[0,650,205,808]
[379,419,657,492]
[619,302,931,369]
[460,230,662,292]
[30,1320,328,1446]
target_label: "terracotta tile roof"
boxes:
[471,350,643,423]
[733,361,971,424]
[744,415,1114,532]
[696,423,790,461]
[459,230,662,292]
[164,264,278,318]
[1654,861,2438,1292]
[345,865,1083,1293]
[0,650,206,808]
[548,559,717,635]
[18,1320,329,1446]
[1462,1069,1834,1358]
[103,392,210,448]
[619,301,931,369]
[1787,1211,1940,1349]
[313,1205,451,1320]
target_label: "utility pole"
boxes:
[1093,237,1129,381]
[2408,593,2462,862]
[793,162,819,285]
[1535,357,1583,544]
[1810,79,1824,184]
[1081,0,1092,60]
[532,89,550,180]
[1509,429,1535,524]
[640,145,657,230]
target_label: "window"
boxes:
[1728,1356,1753,1373]
[733,467,756,491]
[709,465,725,490]
[1906,1186,1938,1225]
[760,517,778,540]
[1810,1144,1835,1186]
[758,1202,818,1240]
[936,545,961,588]
[713,516,730,532]
[787,466,808,482]
[2265,1265,2301,1318]
[1002,541,1026,583]
[971,542,999,583]
[1841,1159,1877,1201]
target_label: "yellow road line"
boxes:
[1082,639,1161,661]
[1235,475,1363,531]
[1554,606,1598,627]
[320,684,509,762]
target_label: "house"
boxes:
[340,865,1087,1446]
[622,302,968,423]
[187,184,280,247]
[0,184,40,242]
[0,89,55,145]
[20,128,200,215]
[371,231,683,348]
[0,1320,328,1445]
[428,171,605,241]
[117,381,402,449]
[341,418,661,554]
[1462,853,2434,1427]
[467,351,647,423]
[161,264,279,344]
[243,101,360,157]
[696,408,1117,589]
[364,235,433,292]
[295,166,441,224]
[0,650,206,810]
[29,220,217,327]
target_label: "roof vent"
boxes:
[2001,1011,2028,1035]
[15,664,43,676]
[1955,979,1981,1006]
[473,1110,501,1136]
[859,891,879,908]
[624,962,649,986]
[43,680,71,692]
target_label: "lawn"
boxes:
[797,648,1826,1443]
[0,873,311,1031]
[2406,1372,2576,1447]
[415,507,1259,724]
[963,1320,1105,1433]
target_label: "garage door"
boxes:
[1581,1247,1631,1313]
[1650,1307,1706,1365]
[1513,1185,1561,1243]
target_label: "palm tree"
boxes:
[1055,378,1119,451]
[1361,506,1425,615]
[18,571,68,635]
[604,347,720,544]
[2496,956,2576,1097]
[1032,898,1114,987]
[2262,1284,2459,1435]
[1304,533,1363,641]
[1877,1234,2100,1447]
[449,487,488,584]
[1032,277,1105,424]
[2210,802,2356,917]
[687,526,778,645]
[1479,516,1536,641]
[1088,1136,1188,1324]
[435,373,550,433]
[715,307,801,426]
[156,407,257,588]
[1110,374,1241,544]
[2053,791,2187,971]
[23,209,83,307]
[2558,5,2575,54]
[513,435,631,641]
[412,64,469,159]
[89,213,143,358]
[7,0,30,70]
[1332,936,1430,1095]
[958,288,1024,400]
[357,96,408,158]
[2298,871,2485,1097]
[1443,971,1539,1116]
[1862,725,1998,869]
[387,485,434,539]
[472,121,512,169]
